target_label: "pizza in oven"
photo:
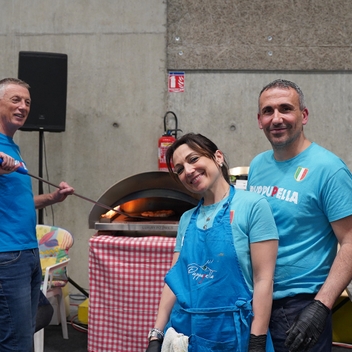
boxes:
[141,209,175,218]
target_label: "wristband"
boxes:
[148,328,164,341]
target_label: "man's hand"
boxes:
[35,181,75,209]
[145,340,162,352]
[248,334,266,352]
[51,181,75,203]
[285,300,330,352]
[0,153,21,175]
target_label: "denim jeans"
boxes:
[270,293,332,352]
[0,249,42,352]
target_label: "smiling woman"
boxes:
[144,132,279,352]
[170,143,227,204]
[166,133,230,197]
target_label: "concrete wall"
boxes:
[1,1,352,293]
[167,0,352,70]
[168,72,352,168]
[0,0,168,294]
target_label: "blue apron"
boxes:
[165,185,270,351]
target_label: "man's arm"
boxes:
[285,215,352,351]
[1,152,74,208]
[34,181,74,209]
[315,215,352,308]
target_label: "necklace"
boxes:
[201,186,230,230]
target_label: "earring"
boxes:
[220,163,223,167]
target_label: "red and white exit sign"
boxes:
[168,71,185,92]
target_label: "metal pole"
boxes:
[38,130,44,224]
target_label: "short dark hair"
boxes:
[258,79,306,111]
[165,132,230,183]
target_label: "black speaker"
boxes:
[18,51,67,132]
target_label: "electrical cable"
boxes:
[68,314,88,333]
[67,295,89,333]
[332,342,352,349]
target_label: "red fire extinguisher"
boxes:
[158,111,179,171]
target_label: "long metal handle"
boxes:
[29,172,119,212]
[0,157,143,218]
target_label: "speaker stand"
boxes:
[38,130,44,224]
[68,277,89,298]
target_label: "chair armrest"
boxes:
[42,259,70,295]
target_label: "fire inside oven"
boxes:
[88,171,200,237]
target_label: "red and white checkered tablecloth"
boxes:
[88,234,176,352]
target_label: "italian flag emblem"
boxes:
[294,167,309,181]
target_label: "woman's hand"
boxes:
[145,340,162,352]
[248,334,266,351]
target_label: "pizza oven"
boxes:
[88,171,200,236]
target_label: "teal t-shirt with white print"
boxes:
[247,142,352,300]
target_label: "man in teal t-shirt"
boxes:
[0,78,75,351]
[247,79,352,352]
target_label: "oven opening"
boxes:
[100,196,194,223]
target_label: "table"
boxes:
[88,234,176,352]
